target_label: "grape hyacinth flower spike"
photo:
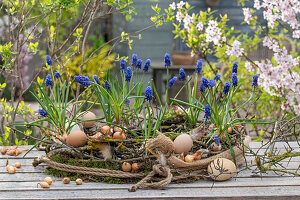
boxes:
[132,54,137,67]
[179,68,186,80]
[143,59,151,72]
[201,77,209,88]
[46,55,52,66]
[252,74,258,87]
[200,81,206,93]
[209,79,216,87]
[195,59,202,73]
[125,67,132,82]
[214,74,221,81]
[232,72,238,87]
[120,59,126,71]
[223,81,231,95]
[136,59,142,69]
[204,104,211,120]
[145,86,153,101]
[54,72,61,79]
[74,76,91,86]
[45,75,53,87]
[232,61,238,74]
[93,75,100,85]
[168,76,177,88]
[104,80,111,90]
[164,53,171,67]
[38,109,48,117]
[215,136,220,146]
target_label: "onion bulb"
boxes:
[227,127,233,134]
[0,147,7,155]
[122,162,131,172]
[178,153,185,161]
[7,150,15,156]
[101,126,111,136]
[7,165,16,174]
[113,132,126,140]
[62,177,71,184]
[37,182,50,188]
[44,177,53,185]
[14,162,22,168]
[184,154,195,162]
[211,142,222,152]
[131,163,139,171]
[75,178,82,185]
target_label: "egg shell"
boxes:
[174,134,193,154]
[66,130,87,147]
[82,111,96,128]
[207,158,237,181]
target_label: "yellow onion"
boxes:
[122,162,131,172]
[14,162,22,168]
[113,132,126,140]
[0,147,7,155]
[184,154,195,162]
[76,178,83,185]
[62,177,71,184]
[101,125,112,136]
[44,177,53,185]
[131,163,139,171]
[7,165,16,174]
[37,182,50,188]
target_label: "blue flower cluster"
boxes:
[120,59,126,70]
[214,74,221,81]
[143,59,151,72]
[204,104,211,120]
[252,74,258,87]
[168,76,177,88]
[223,81,231,95]
[195,59,202,74]
[104,80,111,90]
[93,75,100,85]
[74,76,91,86]
[164,53,171,67]
[145,86,153,101]
[132,54,137,67]
[54,72,61,79]
[38,109,48,117]
[179,68,186,81]
[46,55,52,66]
[45,75,53,87]
[121,95,130,105]
[232,61,238,74]
[232,72,238,87]
[125,67,132,82]
[136,59,142,69]
[215,136,221,146]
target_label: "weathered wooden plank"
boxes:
[0,185,299,199]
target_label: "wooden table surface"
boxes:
[0,142,299,200]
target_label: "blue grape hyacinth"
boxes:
[45,75,53,87]
[46,55,52,66]
[179,68,186,80]
[145,86,153,101]
[215,136,220,146]
[252,74,258,87]
[232,61,238,74]
[164,53,171,67]
[93,75,100,85]
[54,72,61,79]
[200,81,206,93]
[120,59,126,70]
[204,104,211,120]
[195,59,202,73]
[74,76,91,86]
[223,81,231,95]
[136,59,142,69]
[201,77,209,88]
[38,109,48,117]
[209,79,216,87]
[132,54,137,67]
[104,80,111,90]
[214,74,221,81]
[125,67,132,82]
[232,72,238,87]
[143,59,151,72]
[168,76,177,88]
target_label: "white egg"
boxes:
[174,134,193,154]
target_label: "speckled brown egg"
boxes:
[207,158,237,181]
[82,111,96,128]
[174,134,193,154]
[66,130,87,147]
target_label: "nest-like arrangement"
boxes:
[35,125,251,191]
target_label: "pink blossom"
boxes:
[176,12,183,22]
[177,1,185,9]
[226,40,244,57]
[169,2,176,10]
[243,8,253,24]
[196,22,203,31]
[205,20,222,46]
[183,14,193,30]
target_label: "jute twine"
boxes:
[38,132,251,192]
